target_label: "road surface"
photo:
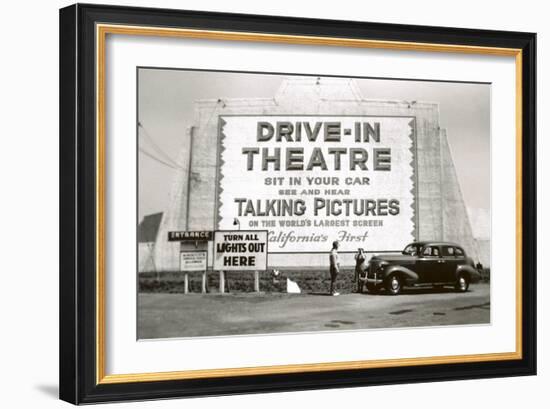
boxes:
[138,283,490,339]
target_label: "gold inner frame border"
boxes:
[95,23,523,385]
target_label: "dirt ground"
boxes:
[137,283,490,339]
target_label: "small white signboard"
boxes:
[213,230,268,271]
[179,251,207,272]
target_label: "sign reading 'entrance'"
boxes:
[168,230,213,241]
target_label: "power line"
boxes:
[138,122,182,168]
[139,146,180,170]
[139,123,181,168]
[138,98,226,172]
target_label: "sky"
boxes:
[138,69,490,236]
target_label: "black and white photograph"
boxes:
[137,69,491,339]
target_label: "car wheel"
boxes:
[386,275,402,295]
[455,274,470,292]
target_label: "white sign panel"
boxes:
[217,116,416,253]
[179,251,207,272]
[213,230,268,271]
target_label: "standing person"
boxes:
[354,248,367,293]
[476,261,483,272]
[329,241,340,296]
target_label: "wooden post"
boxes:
[201,271,206,294]
[184,273,189,294]
[254,271,260,292]
[219,270,225,294]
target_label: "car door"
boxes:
[415,245,442,283]
[440,246,458,282]
[452,246,467,279]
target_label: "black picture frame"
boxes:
[59,3,536,404]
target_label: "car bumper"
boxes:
[471,273,482,284]
[366,277,384,285]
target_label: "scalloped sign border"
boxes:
[215,115,418,253]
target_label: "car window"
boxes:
[442,246,454,256]
[403,244,419,255]
[454,247,465,256]
[422,246,440,257]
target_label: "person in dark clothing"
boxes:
[354,248,367,293]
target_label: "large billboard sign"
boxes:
[217,116,416,253]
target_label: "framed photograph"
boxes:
[59,3,536,404]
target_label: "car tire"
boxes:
[455,274,470,292]
[386,275,402,295]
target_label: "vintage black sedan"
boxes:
[365,241,481,295]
